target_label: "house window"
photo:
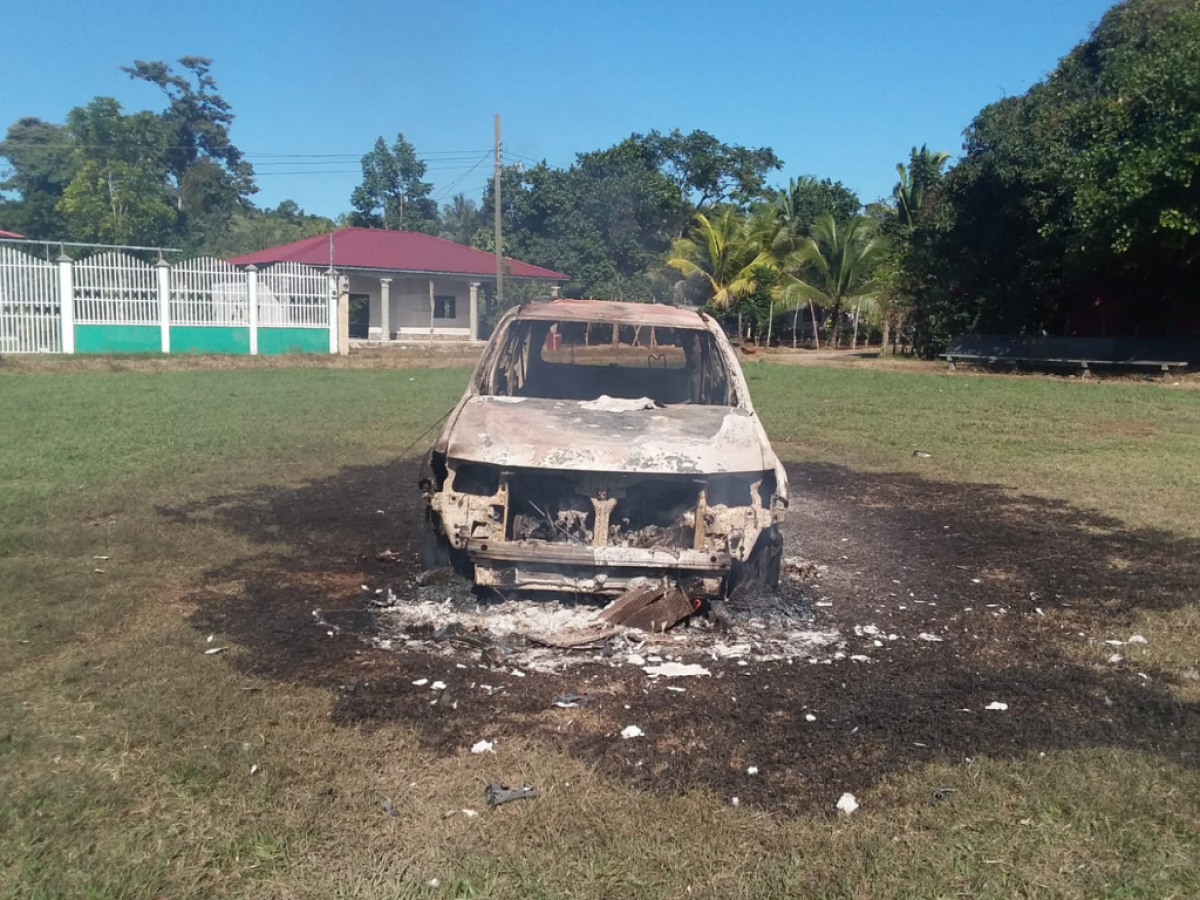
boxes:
[434,295,457,319]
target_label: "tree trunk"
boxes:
[766,299,774,348]
[881,311,891,357]
[792,302,799,349]
[737,309,743,346]
[809,301,820,350]
[851,297,863,350]
[830,300,843,349]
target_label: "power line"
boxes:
[431,151,493,201]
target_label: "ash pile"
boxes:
[365,558,841,673]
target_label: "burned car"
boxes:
[420,298,787,598]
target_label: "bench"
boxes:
[942,336,1196,380]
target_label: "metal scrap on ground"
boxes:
[484,782,538,807]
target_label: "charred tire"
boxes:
[730,525,783,593]
[420,509,471,577]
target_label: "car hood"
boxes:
[441,395,771,474]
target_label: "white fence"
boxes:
[0,246,335,354]
[74,252,159,324]
[0,246,62,354]
[259,261,330,327]
[171,257,250,326]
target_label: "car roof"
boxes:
[513,298,710,329]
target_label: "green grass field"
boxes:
[2,360,1198,899]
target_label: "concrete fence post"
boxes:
[155,258,171,353]
[56,252,75,354]
[246,264,259,355]
[338,275,350,356]
[327,269,338,354]
[469,281,480,341]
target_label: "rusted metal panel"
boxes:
[514,298,708,329]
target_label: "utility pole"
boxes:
[493,113,503,308]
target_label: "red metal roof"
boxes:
[0,229,24,239]
[228,228,567,280]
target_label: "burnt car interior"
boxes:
[481,319,737,406]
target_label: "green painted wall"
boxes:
[170,326,250,355]
[75,324,162,354]
[258,327,329,355]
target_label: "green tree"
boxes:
[482,143,685,300]
[440,194,480,246]
[790,213,889,348]
[200,200,335,256]
[667,208,800,342]
[57,98,175,245]
[775,176,861,235]
[122,57,255,245]
[902,0,1200,353]
[646,129,783,222]
[893,145,951,228]
[0,118,74,238]
[349,133,439,233]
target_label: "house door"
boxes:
[348,293,370,339]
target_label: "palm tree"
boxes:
[790,213,889,349]
[894,145,951,228]
[440,194,480,246]
[667,209,778,343]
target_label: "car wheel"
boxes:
[420,510,472,578]
[733,526,783,592]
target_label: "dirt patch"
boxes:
[181,460,1200,813]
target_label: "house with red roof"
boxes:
[229,228,567,342]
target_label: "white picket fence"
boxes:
[0,246,62,353]
[0,245,334,353]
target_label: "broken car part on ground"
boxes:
[420,299,788,611]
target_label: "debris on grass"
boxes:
[1127,634,1148,644]
[913,450,933,458]
[382,798,398,817]
[484,782,538,807]
[917,632,944,642]
[621,725,644,739]
[204,647,227,655]
[984,701,1009,711]
[431,680,447,691]
[836,792,859,814]
[471,740,495,754]
[412,678,429,686]
[643,662,711,678]
[552,691,593,708]
[805,713,817,722]
[747,766,759,775]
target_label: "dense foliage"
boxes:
[894,0,1200,353]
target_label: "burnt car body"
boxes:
[421,298,787,596]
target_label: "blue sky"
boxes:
[4,0,1114,218]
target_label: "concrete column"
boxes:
[246,264,259,355]
[57,252,75,354]
[379,277,392,342]
[468,282,480,341]
[326,269,338,354]
[338,275,350,356]
[155,258,171,353]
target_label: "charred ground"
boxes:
[178,457,1200,814]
